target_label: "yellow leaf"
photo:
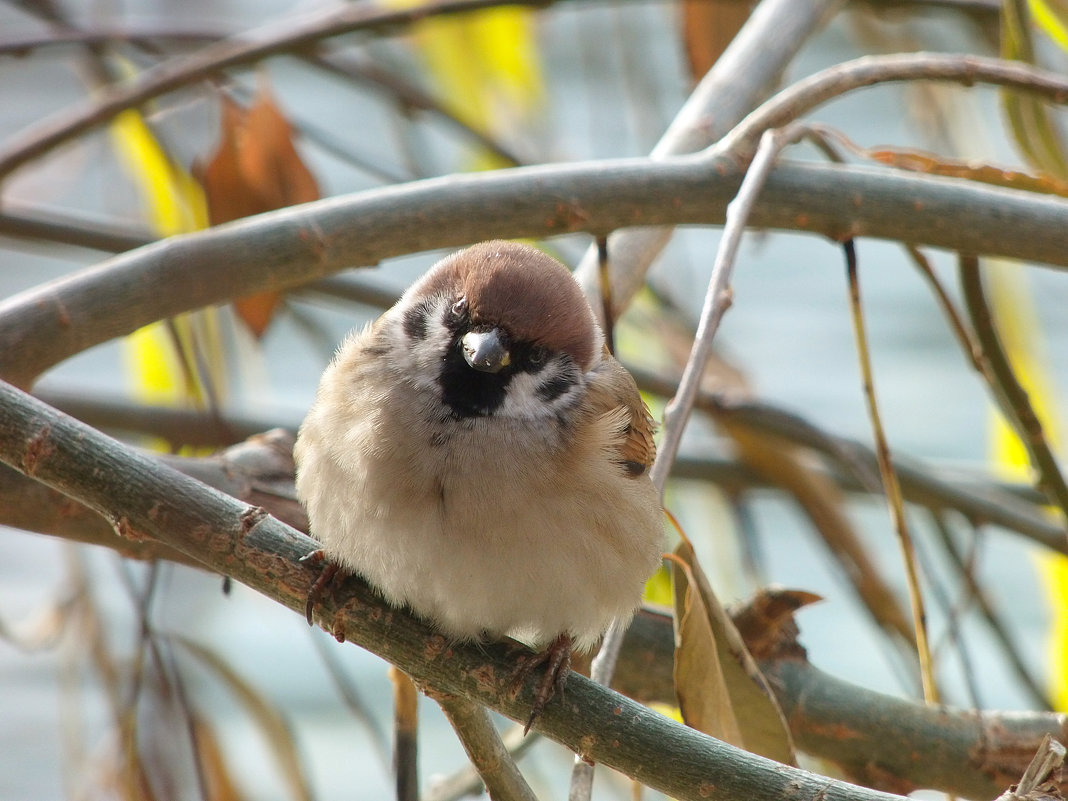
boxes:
[110,109,208,235]
[386,0,543,167]
[1030,0,1068,51]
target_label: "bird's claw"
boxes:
[521,633,572,735]
[301,549,344,625]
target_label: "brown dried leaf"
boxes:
[730,587,822,661]
[868,147,1068,197]
[682,0,752,82]
[191,715,247,801]
[818,124,1068,198]
[198,82,320,337]
[672,539,796,763]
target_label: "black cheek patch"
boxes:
[536,371,573,403]
[403,302,430,341]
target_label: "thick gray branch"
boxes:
[0,394,1062,799]
[3,157,1068,388]
[0,378,922,801]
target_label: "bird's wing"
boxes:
[586,347,656,477]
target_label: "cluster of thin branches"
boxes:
[1,0,1068,799]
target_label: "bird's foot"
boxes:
[518,633,572,735]
[300,549,346,626]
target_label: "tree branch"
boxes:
[3,155,1068,388]
[0,0,585,182]
[0,376,918,801]
[615,608,1068,801]
[0,391,1062,799]
[11,381,1067,561]
[719,53,1068,158]
[573,0,844,315]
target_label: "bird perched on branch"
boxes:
[295,240,663,727]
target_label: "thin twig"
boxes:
[433,693,539,801]
[304,51,526,169]
[718,53,1068,160]
[927,511,1053,709]
[309,633,392,768]
[958,255,1068,530]
[573,0,844,315]
[906,245,988,373]
[0,0,577,181]
[424,724,537,801]
[650,123,810,494]
[23,378,1068,556]
[843,240,939,704]
[0,26,226,57]
[392,667,420,801]
[572,122,808,800]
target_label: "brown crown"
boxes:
[413,241,601,371]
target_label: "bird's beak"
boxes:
[461,328,511,373]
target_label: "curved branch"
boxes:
[0,0,572,182]
[0,377,913,801]
[719,53,1068,157]
[3,155,1068,388]
[17,378,1068,558]
[0,398,1061,800]
[574,0,843,314]
[615,609,1068,801]
[959,257,1068,528]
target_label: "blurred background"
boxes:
[0,0,1066,798]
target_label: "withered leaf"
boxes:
[198,82,320,337]
[672,539,796,764]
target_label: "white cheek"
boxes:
[497,361,584,420]
[381,304,453,394]
[497,372,548,419]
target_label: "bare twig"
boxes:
[392,667,420,801]
[574,122,807,800]
[305,51,526,169]
[959,256,1068,530]
[907,245,988,373]
[0,26,225,57]
[573,0,845,315]
[719,53,1068,159]
[641,375,1068,552]
[0,202,153,252]
[425,724,537,801]
[927,511,1052,709]
[0,0,576,182]
[309,633,392,769]
[843,240,939,704]
[434,693,539,801]
[651,124,810,493]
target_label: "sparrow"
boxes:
[294,240,663,728]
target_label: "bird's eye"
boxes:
[451,297,467,319]
[529,346,548,365]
